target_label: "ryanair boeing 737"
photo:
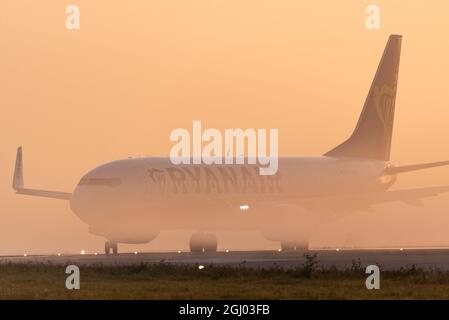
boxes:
[12,35,449,254]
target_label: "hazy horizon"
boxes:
[2,0,449,255]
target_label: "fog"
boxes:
[1,1,449,255]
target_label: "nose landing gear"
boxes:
[189,232,217,253]
[105,241,118,255]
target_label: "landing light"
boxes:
[400,248,404,251]
[198,265,205,270]
[240,205,249,211]
[23,253,27,257]
[278,249,282,252]
[81,250,85,255]
[134,251,138,255]
[177,250,182,254]
[57,253,61,257]
[225,249,229,253]
[336,248,340,252]
[94,252,98,256]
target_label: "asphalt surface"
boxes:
[3,249,449,270]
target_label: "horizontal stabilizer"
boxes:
[285,185,449,213]
[384,160,449,175]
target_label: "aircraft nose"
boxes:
[69,186,87,218]
[69,185,109,225]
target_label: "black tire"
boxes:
[189,233,205,252]
[281,242,295,251]
[105,241,111,255]
[295,242,309,251]
[112,242,118,255]
[203,233,218,252]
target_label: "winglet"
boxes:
[12,146,24,190]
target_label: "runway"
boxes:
[3,249,449,270]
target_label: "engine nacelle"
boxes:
[89,225,160,244]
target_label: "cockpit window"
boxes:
[78,177,122,187]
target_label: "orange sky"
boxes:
[1,1,449,254]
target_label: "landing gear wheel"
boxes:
[203,233,218,252]
[189,233,204,252]
[105,241,118,255]
[189,233,218,252]
[105,241,111,255]
[281,241,309,252]
[111,241,118,255]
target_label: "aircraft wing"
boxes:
[14,188,72,200]
[295,186,449,213]
[12,147,72,200]
[222,186,449,215]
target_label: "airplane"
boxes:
[12,34,449,254]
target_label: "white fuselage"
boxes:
[69,156,396,243]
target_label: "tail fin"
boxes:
[325,34,402,161]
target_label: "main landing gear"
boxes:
[189,232,218,253]
[105,240,118,255]
[280,241,309,252]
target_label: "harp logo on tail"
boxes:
[374,84,395,132]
